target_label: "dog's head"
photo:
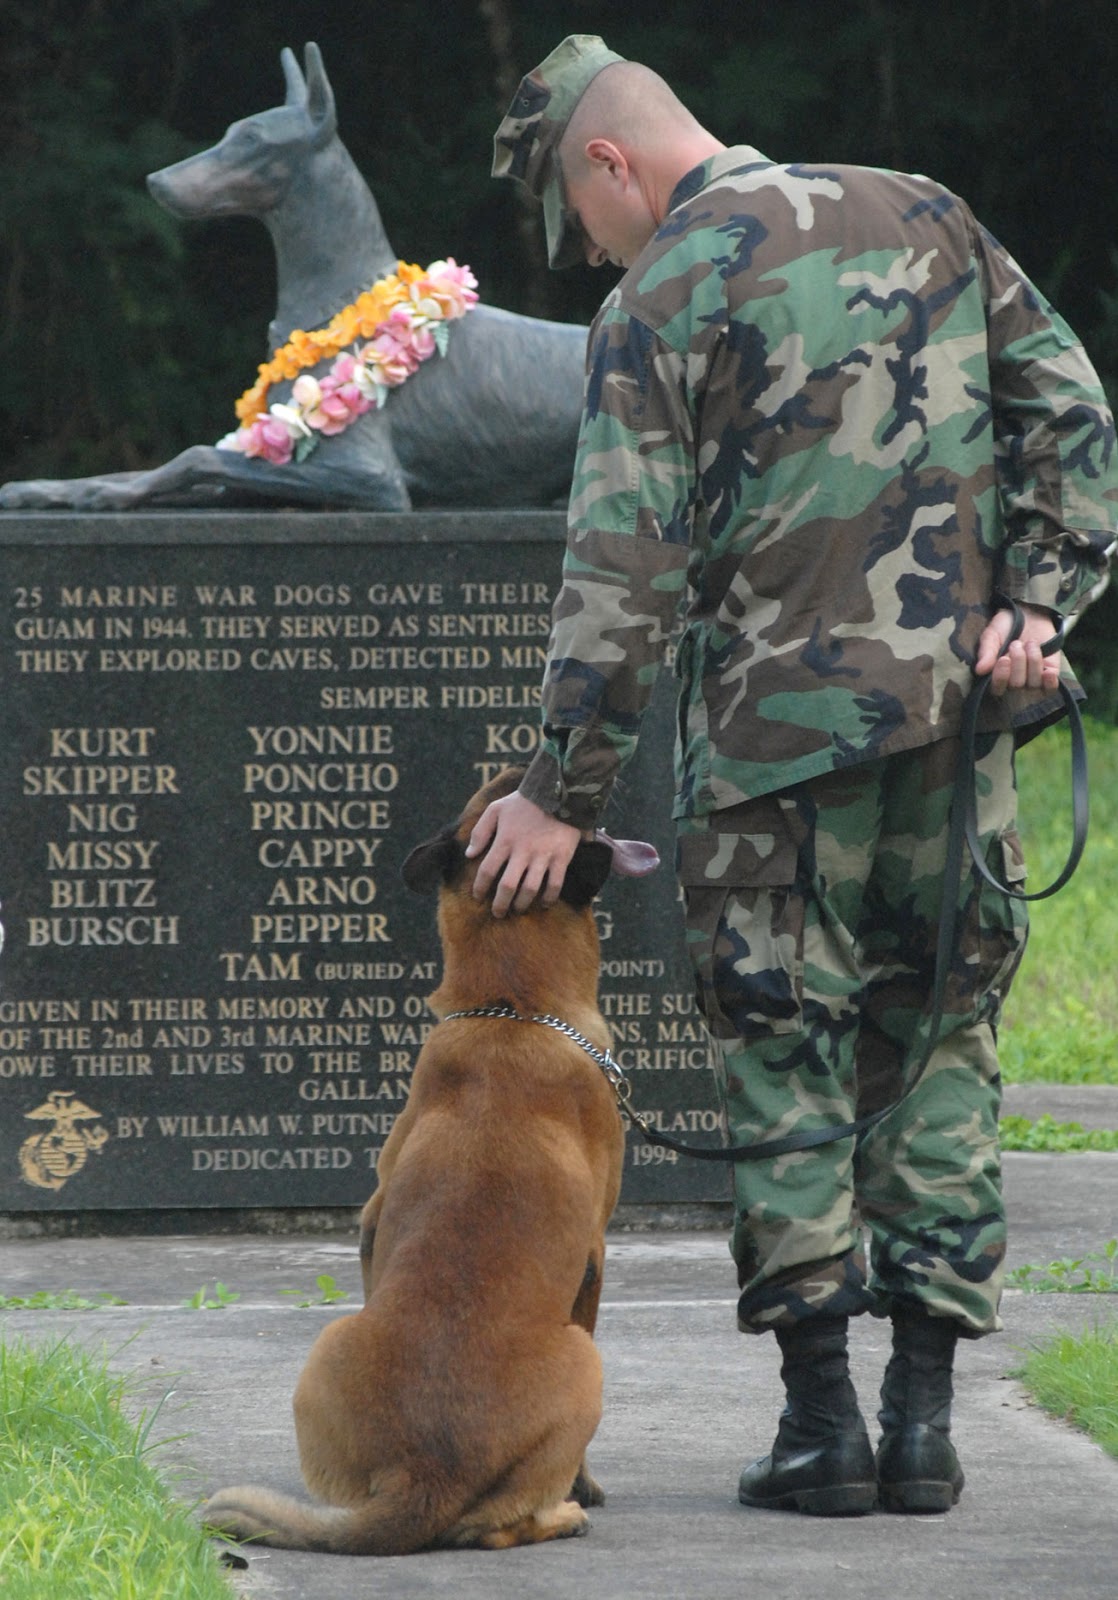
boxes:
[402,767,656,911]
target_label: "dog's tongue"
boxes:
[595,831,660,877]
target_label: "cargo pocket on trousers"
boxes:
[975,823,1030,1010]
[677,811,804,1042]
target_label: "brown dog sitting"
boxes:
[203,767,656,1555]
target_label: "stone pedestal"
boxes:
[0,511,728,1218]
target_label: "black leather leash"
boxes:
[960,609,1088,902]
[447,606,1089,1164]
[625,602,1090,1162]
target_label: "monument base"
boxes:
[0,510,729,1229]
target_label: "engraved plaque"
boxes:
[0,513,728,1213]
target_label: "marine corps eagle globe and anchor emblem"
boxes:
[0,902,111,1193]
[18,1090,111,1192]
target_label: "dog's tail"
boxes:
[202,1472,447,1556]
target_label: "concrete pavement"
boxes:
[2,1137,1116,1598]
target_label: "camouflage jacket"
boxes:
[520,147,1118,829]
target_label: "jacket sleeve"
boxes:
[975,220,1118,617]
[518,307,694,829]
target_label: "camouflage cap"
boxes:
[492,34,625,270]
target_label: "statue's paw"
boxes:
[0,479,78,510]
[0,474,150,511]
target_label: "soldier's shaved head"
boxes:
[558,62,710,184]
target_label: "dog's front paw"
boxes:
[559,1509,592,1539]
[478,1501,590,1548]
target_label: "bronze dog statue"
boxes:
[202,768,654,1555]
[0,45,585,513]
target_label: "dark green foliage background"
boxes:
[2,0,1115,701]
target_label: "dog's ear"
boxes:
[401,828,465,895]
[559,838,614,909]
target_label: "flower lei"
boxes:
[216,259,479,466]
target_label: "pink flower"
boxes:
[423,258,479,319]
[382,305,438,361]
[384,303,421,337]
[366,325,420,387]
[317,380,373,433]
[217,414,296,465]
[408,324,438,362]
[330,352,362,385]
[254,415,300,463]
[292,370,372,434]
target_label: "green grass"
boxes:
[0,1291,127,1311]
[999,1114,1118,1152]
[1000,716,1118,1086]
[1007,1239,1118,1292]
[181,1283,240,1311]
[0,1338,232,1599]
[1013,1322,1118,1460]
[999,719,1118,1445]
[279,1272,350,1306]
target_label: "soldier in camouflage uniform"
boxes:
[472,35,1118,1515]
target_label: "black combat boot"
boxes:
[875,1303,965,1513]
[738,1314,876,1516]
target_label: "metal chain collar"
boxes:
[440,1004,644,1126]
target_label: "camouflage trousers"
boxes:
[677,732,1028,1339]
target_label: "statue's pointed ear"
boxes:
[280,46,306,106]
[559,839,613,909]
[303,42,337,143]
[402,829,464,895]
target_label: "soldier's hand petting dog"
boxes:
[975,603,1062,696]
[466,791,584,917]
